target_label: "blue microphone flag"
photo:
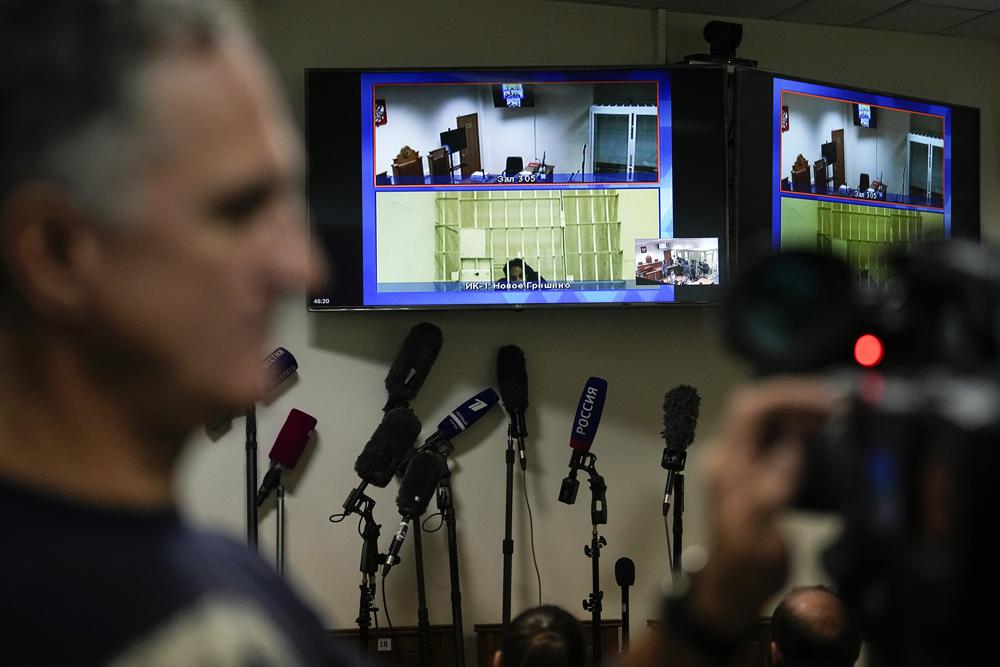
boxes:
[436,388,500,440]
[569,377,607,452]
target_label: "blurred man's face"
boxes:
[509,266,523,281]
[84,38,322,420]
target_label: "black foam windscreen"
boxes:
[384,323,443,408]
[396,450,444,517]
[662,385,701,451]
[355,408,421,488]
[496,345,529,414]
[615,556,635,587]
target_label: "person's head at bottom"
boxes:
[770,586,861,667]
[494,605,586,667]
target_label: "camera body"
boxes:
[724,241,1000,666]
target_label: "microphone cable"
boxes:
[521,466,542,606]
[421,512,444,533]
[381,573,396,649]
[664,516,673,571]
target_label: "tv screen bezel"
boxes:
[306,64,731,312]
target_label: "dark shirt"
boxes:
[0,475,358,666]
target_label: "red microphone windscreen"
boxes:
[268,408,317,468]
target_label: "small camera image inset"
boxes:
[635,238,719,286]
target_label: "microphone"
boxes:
[615,557,635,651]
[383,449,445,576]
[207,347,299,430]
[384,323,444,412]
[263,347,298,393]
[558,377,608,505]
[422,388,500,453]
[343,407,422,513]
[256,408,317,506]
[497,346,529,469]
[661,385,701,516]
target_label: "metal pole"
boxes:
[672,473,685,578]
[276,483,284,577]
[246,406,258,549]
[439,469,466,667]
[413,523,433,667]
[502,432,515,629]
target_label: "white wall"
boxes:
[517,84,591,177]
[373,82,595,177]
[636,239,665,266]
[375,192,437,282]
[782,94,914,194]
[374,85,487,176]
[177,2,999,664]
[781,93,850,183]
[853,106,910,192]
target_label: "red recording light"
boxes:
[854,334,884,368]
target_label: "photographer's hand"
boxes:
[690,377,841,634]
[621,377,841,667]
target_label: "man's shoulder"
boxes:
[0,517,355,665]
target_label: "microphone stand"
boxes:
[276,483,285,577]
[672,473,685,582]
[502,431,515,630]
[412,521,434,667]
[246,406,258,549]
[437,455,467,667]
[502,414,526,630]
[662,444,688,584]
[567,452,608,667]
[620,581,630,653]
[344,483,389,664]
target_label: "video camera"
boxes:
[723,240,999,667]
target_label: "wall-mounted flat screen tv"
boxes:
[307,66,729,310]
[735,69,980,289]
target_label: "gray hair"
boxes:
[0,0,234,219]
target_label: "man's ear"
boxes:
[492,649,502,667]
[0,184,104,321]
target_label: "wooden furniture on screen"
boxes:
[392,152,424,183]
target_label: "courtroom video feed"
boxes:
[779,90,944,208]
[374,188,662,292]
[780,197,944,288]
[373,80,660,186]
[634,237,719,286]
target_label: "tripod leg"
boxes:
[245,407,258,549]
[591,529,603,667]
[441,475,466,667]
[412,524,434,667]
[502,437,515,629]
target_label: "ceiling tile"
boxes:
[917,0,1000,10]
[859,3,985,32]
[943,10,1000,37]
[774,0,906,26]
